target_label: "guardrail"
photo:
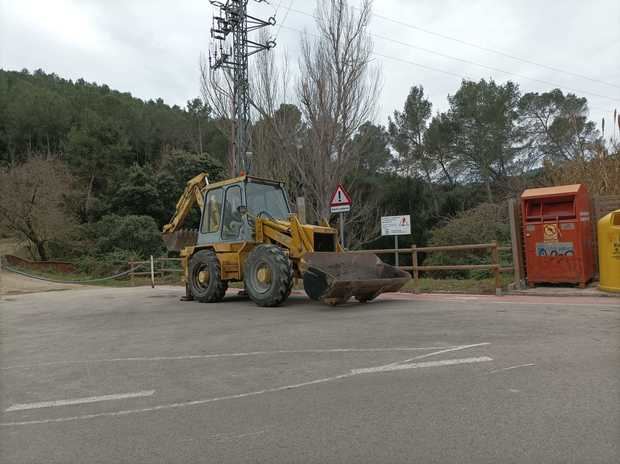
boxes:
[358,241,512,295]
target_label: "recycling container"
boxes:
[597,209,620,292]
[521,184,594,287]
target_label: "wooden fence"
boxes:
[131,246,511,294]
[358,241,511,295]
[128,257,183,286]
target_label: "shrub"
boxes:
[75,250,141,277]
[88,214,164,258]
[423,203,510,279]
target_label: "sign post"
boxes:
[394,236,399,267]
[381,215,411,267]
[330,184,352,248]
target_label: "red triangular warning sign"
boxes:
[330,184,352,206]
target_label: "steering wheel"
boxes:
[257,210,276,220]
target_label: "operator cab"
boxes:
[198,175,291,245]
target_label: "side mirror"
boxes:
[237,205,248,215]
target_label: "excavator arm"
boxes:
[162,172,209,251]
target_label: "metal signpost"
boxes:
[330,184,352,248]
[381,215,412,266]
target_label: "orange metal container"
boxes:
[521,184,594,287]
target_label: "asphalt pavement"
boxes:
[1,287,619,463]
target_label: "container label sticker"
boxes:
[526,224,535,232]
[613,235,620,258]
[579,211,590,222]
[560,223,575,230]
[536,242,574,257]
[543,224,559,242]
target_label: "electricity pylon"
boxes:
[209,0,276,175]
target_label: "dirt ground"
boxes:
[0,270,90,296]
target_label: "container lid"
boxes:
[521,184,583,199]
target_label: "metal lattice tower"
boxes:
[209,0,275,175]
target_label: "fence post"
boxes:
[296,196,307,224]
[394,236,399,267]
[412,245,419,293]
[491,241,502,296]
[129,261,134,286]
[150,255,155,289]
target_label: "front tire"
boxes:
[188,249,228,303]
[244,245,293,307]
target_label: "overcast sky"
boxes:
[1,0,619,134]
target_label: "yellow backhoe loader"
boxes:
[162,172,410,306]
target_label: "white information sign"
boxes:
[381,215,411,236]
[330,204,351,213]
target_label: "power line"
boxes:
[274,0,295,40]
[284,6,620,103]
[361,4,620,90]
[369,32,620,103]
[278,24,612,112]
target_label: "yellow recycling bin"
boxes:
[598,209,620,292]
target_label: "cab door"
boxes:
[197,187,223,245]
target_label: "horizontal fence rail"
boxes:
[129,244,512,293]
[360,241,512,296]
[128,257,183,286]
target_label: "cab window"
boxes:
[222,185,243,240]
[246,182,289,219]
[201,188,223,234]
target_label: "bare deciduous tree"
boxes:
[0,158,78,260]
[249,33,304,189]
[199,1,382,243]
[296,0,381,220]
[199,54,236,174]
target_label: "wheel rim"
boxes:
[192,264,210,290]
[250,261,273,294]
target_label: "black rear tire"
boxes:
[244,245,293,307]
[188,249,228,303]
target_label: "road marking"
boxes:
[1,346,461,370]
[5,390,155,412]
[1,343,491,427]
[384,342,491,366]
[489,363,536,374]
[351,356,493,374]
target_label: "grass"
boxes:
[401,273,514,294]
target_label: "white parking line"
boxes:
[1,343,491,427]
[489,363,536,374]
[0,346,462,370]
[382,342,491,367]
[5,390,155,412]
[351,357,493,374]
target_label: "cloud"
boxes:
[1,0,618,128]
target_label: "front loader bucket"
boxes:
[162,229,198,252]
[302,252,411,305]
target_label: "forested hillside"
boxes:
[0,69,228,263]
[0,67,618,267]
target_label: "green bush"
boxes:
[75,250,141,277]
[87,214,164,258]
[423,203,510,279]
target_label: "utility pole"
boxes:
[209,0,276,175]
